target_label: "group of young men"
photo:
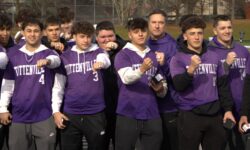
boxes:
[0,7,249,150]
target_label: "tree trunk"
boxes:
[213,0,218,16]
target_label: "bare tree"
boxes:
[112,0,136,25]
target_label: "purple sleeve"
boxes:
[170,55,187,77]
[3,62,15,80]
[114,50,132,71]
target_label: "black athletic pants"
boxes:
[178,110,227,150]
[115,115,162,150]
[160,112,179,150]
[61,112,106,150]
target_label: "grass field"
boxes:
[115,19,250,45]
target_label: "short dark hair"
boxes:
[0,13,13,30]
[213,15,231,27]
[71,21,95,36]
[148,9,167,21]
[181,16,206,33]
[15,7,39,24]
[57,7,74,23]
[44,16,61,29]
[96,21,115,35]
[126,17,148,31]
[22,18,44,31]
[179,14,198,27]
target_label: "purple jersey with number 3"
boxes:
[59,47,105,115]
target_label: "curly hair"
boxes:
[71,21,95,36]
[181,16,206,33]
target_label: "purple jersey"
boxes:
[208,37,250,117]
[170,50,225,110]
[147,33,178,113]
[115,46,162,120]
[4,45,58,123]
[59,45,105,114]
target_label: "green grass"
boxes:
[115,19,250,46]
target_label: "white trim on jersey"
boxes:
[0,52,8,69]
[19,44,49,55]
[0,79,15,113]
[123,42,151,58]
[51,73,66,114]
[71,44,99,53]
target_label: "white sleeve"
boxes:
[0,52,8,69]
[96,53,111,69]
[46,55,61,69]
[117,67,143,85]
[0,79,15,113]
[51,73,66,114]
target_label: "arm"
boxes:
[117,67,143,85]
[117,57,153,85]
[0,79,14,113]
[51,73,69,129]
[171,55,200,92]
[96,53,111,69]
[217,75,233,112]
[37,55,61,69]
[239,72,250,134]
[240,74,250,116]
[0,79,14,125]
[172,72,193,92]
[51,73,66,114]
[0,52,8,69]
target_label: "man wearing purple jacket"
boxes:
[208,15,250,150]
[114,17,167,150]
[170,16,235,150]
[147,9,178,150]
[0,18,61,150]
[52,21,110,150]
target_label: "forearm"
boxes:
[46,55,61,68]
[118,67,143,85]
[51,73,66,114]
[0,79,14,113]
[172,71,193,91]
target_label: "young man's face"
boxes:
[96,30,116,49]
[61,21,73,34]
[44,25,61,42]
[22,24,42,47]
[74,33,92,50]
[128,28,148,47]
[183,28,204,51]
[148,14,166,39]
[0,28,11,47]
[213,20,233,44]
